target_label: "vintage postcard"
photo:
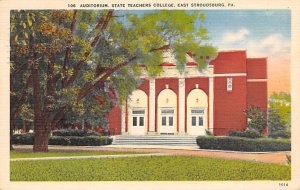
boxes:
[0,0,300,190]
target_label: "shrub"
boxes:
[196,136,291,152]
[48,136,71,145]
[244,105,267,133]
[229,129,262,139]
[12,134,112,146]
[269,130,291,139]
[11,133,34,145]
[52,129,100,137]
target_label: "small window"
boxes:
[161,109,174,114]
[139,117,144,126]
[162,116,166,126]
[132,110,145,115]
[169,116,173,126]
[133,117,137,126]
[191,109,204,114]
[192,116,196,126]
[199,117,203,126]
[227,77,233,91]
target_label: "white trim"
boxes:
[121,105,126,134]
[247,79,267,82]
[213,73,247,77]
[209,77,214,134]
[178,78,185,134]
[149,79,156,132]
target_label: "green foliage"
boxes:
[11,156,290,181]
[269,130,291,139]
[196,136,291,152]
[52,129,100,137]
[229,129,262,139]
[11,133,35,145]
[268,92,291,138]
[12,133,112,146]
[244,105,267,133]
[269,92,291,128]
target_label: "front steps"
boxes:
[112,135,198,146]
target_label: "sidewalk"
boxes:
[13,145,290,165]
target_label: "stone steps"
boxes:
[113,135,198,146]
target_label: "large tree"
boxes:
[268,92,291,138]
[10,10,216,152]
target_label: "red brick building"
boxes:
[107,50,268,136]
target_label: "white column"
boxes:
[209,77,214,134]
[148,79,156,133]
[121,104,126,134]
[178,78,186,135]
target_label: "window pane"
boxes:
[199,117,203,126]
[162,116,166,126]
[139,117,144,126]
[133,117,137,126]
[161,109,174,114]
[169,116,173,126]
[132,110,145,115]
[192,116,196,126]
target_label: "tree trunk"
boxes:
[10,123,14,150]
[33,128,49,152]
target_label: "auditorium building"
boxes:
[107,50,268,136]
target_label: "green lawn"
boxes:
[10,149,141,158]
[10,156,291,181]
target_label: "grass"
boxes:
[10,156,291,181]
[10,149,141,158]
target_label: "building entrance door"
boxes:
[160,109,175,134]
[131,109,146,135]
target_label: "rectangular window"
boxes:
[191,109,204,114]
[169,116,173,126]
[227,77,233,91]
[192,116,196,126]
[199,117,203,126]
[161,109,174,114]
[132,110,145,115]
[162,116,166,126]
[139,117,144,126]
[133,117,137,126]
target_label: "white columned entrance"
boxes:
[209,77,214,134]
[148,79,156,134]
[186,88,208,135]
[157,89,177,134]
[178,78,185,135]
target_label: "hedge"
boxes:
[196,136,291,152]
[52,129,100,137]
[12,134,112,146]
[228,129,262,139]
[269,130,291,139]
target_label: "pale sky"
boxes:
[203,10,291,95]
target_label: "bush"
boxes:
[196,136,291,152]
[229,129,262,139]
[11,133,34,145]
[52,129,100,137]
[269,130,291,139]
[12,134,112,146]
[48,136,71,145]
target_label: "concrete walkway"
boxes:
[12,145,290,165]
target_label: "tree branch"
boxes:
[62,10,78,88]
[65,10,114,88]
